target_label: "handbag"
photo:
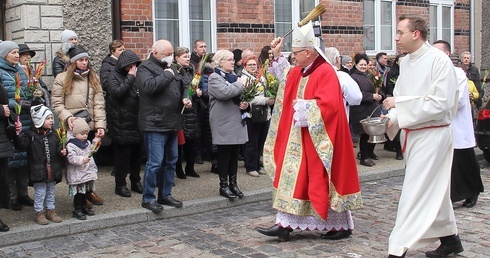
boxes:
[251,104,268,123]
[73,80,92,123]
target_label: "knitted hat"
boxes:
[30,104,53,128]
[61,29,78,44]
[0,41,19,59]
[18,44,36,57]
[68,45,89,63]
[341,55,352,66]
[116,50,141,72]
[72,118,90,136]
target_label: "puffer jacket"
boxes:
[173,62,201,140]
[15,127,64,184]
[135,54,186,133]
[51,70,106,131]
[0,82,15,159]
[106,51,142,145]
[52,49,70,79]
[66,138,98,185]
[100,55,117,91]
[0,57,32,168]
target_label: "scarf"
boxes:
[68,138,89,149]
[214,68,241,105]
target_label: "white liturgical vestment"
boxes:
[387,42,459,256]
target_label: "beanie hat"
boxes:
[61,29,78,44]
[341,55,352,66]
[116,50,141,72]
[72,118,90,136]
[30,104,53,128]
[68,45,89,63]
[0,41,19,59]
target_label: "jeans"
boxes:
[33,181,56,213]
[142,131,178,203]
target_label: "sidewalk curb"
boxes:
[0,164,419,247]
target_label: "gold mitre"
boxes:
[291,21,329,62]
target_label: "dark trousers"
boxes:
[183,138,197,172]
[8,167,29,201]
[217,145,239,179]
[114,143,142,188]
[244,119,269,172]
[359,134,376,160]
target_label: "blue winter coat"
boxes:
[0,57,33,168]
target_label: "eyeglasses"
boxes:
[291,49,307,55]
[396,30,414,36]
[246,63,257,67]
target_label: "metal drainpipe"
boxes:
[470,0,475,62]
[112,0,122,40]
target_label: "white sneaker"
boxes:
[257,169,267,175]
[247,171,260,177]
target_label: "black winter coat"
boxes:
[100,55,117,91]
[135,55,186,133]
[52,51,69,79]
[15,128,64,184]
[0,82,15,209]
[106,55,142,145]
[173,63,201,140]
[349,69,384,135]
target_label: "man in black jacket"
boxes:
[190,39,207,71]
[135,39,192,213]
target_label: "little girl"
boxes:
[15,104,66,225]
[66,118,100,220]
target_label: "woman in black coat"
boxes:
[172,47,201,179]
[349,53,384,167]
[0,82,19,232]
[105,50,143,197]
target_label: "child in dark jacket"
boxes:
[15,104,66,225]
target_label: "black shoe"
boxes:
[131,181,143,194]
[425,241,464,257]
[142,201,164,213]
[230,185,244,198]
[195,155,204,164]
[220,187,237,200]
[370,153,378,160]
[462,195,478,208]
[115,186,132,197]
[10,200,22,211]
[0,219,9,232]
[360,158,375,167]
[18,196,34,206]
[82,206,95,216]
[157,196,183,208]
[395,152,403,160]
[255,225,293,241]
[320,230,352,240]
[176,167,187,179]
[73,209,87,220]
[237,154,245,161]
[186,170,200,178]
[210,164,218,174]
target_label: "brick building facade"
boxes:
[0,0,486,86]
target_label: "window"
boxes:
[363,0,395,55]
[274,0,319,52]
[429,0,454,48]
[153,0,216,52]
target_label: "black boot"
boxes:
[462,195,478,208]
[0,219,9,232]
[176,147,186,179]
[73,207,87,220]
[425,235,464,257]
[185,164,200,178]
[82,206,95,216]
[219,177,237,200]
[229,174,244,198]
[255,225,293,241]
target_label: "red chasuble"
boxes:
[264,56,362,220]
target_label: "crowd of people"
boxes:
[0,15,484,257]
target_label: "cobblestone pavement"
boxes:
[1,171,488,258]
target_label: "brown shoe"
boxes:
[35,211,49,225]
[46,209,62,223]
[87,192,104,205]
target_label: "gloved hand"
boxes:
[21,100,31,110]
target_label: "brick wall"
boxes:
[120,0,153,59]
